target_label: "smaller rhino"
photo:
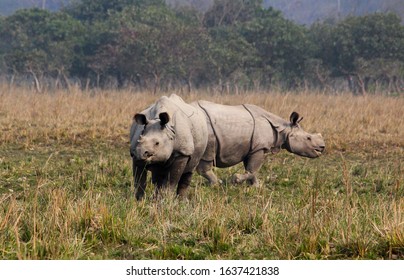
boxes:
[195,101,325,186]
[130,94,208,200]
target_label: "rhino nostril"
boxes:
[144,151,153,158]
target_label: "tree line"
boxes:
[0,0,403,94]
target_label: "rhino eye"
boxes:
[307,136,312,141]
[155,141,160,146]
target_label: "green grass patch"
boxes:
[0,141,403,259]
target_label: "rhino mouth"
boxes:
[314,147,325,156]
[142,155,155,164]
[133,154,154,164]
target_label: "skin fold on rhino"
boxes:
[130,94,208,200]
[193,100,325,186]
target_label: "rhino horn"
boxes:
[137,135,145,143]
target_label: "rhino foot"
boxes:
[231,173,259,186]
[231,173,244,184]
[248,177,260,187]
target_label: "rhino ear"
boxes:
[159,112,170,126]
[134,114,148,125]
[290,112,302,126]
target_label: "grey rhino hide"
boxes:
[130,94,208,199]
[130,94,208,172]
[194,100,325,186]
[196,100,289,167]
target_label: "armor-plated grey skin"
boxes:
[194,100,325,186]
[130,94,208,200]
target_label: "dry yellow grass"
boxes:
[1,86,403,259]
[1,86,403,153]
[0,86,151,146]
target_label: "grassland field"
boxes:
[0,86,403,259]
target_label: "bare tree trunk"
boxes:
[393,76,401,94]
[9,74,15,88]
[347,75,355,94]
[85,78,90,92]
[315,63,329,90]
[186,79,192,94]
[62,72,71,91]
[29,68,41,93]
[55,74,60,89]
[387,76,393,93]
[375,79,381,93]
[356,75,367,96]
[96,73,100,88]
[186,72,193,94]
[152,72,160,95]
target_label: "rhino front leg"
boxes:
[168,156,189,187]
[196,160,220,185]
[176,172,193,198]
[232,150,265,186]
[133,163,148,200]
[150,156,189,199]
[151,171,168,199]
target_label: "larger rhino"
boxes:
[130,94,208,200]
[194,100,325,186]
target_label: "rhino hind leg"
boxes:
[232,150,265,186]
[196,160,221,185]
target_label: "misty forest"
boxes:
[0,0,403,94]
